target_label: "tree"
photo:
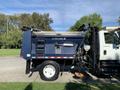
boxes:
[0,12,53,49]
[20,13,32,27]
[0,28,22,49]
[20,12,53,31]
[70,13,102,31]
[0,13,7,30]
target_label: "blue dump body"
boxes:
[21,30,84,60]
[21,29,86,80]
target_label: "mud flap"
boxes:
[26,60,31,74]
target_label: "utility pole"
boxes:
[5,15,8,47]
[6,15,9,34]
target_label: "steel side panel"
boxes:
[21,31,31,60]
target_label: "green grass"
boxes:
[0,83,120,90]
[0,49,20,56]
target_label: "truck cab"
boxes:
[98,30,120,74]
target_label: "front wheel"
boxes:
[39,61,60,81]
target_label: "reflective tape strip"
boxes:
[32,56,36,59]
[56,57,61,59]
[63,57,67,59]
[45,56,48,59]
[35,56,74,59]
[37,56,44,58]
[69,57,74,59]
[49,57,55,59]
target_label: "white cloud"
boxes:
[0,0,120,31]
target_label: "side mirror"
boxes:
[114,31,119,38]
[84,45,90,52]
[113,32,120,46]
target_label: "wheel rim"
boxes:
[43,65,56,78]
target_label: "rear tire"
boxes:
[39,60,60,81]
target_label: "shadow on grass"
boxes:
[65,82,91,90]
[92,83,120,90]
[65,82,120,90]
[24,83,32,90]
[65,73,120,90]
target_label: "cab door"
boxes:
[99,31,120,60]
[113,32,120,60]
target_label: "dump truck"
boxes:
[21,26,120,81]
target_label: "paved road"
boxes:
[0,57,77,82]
[0,56,120,83]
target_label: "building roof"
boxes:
[106,26,120,30]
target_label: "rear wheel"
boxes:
[39,61,60,81]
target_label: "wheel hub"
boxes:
[43,65,56,78]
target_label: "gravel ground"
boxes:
[0,56,120,83]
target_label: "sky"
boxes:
[0,0,120,31]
